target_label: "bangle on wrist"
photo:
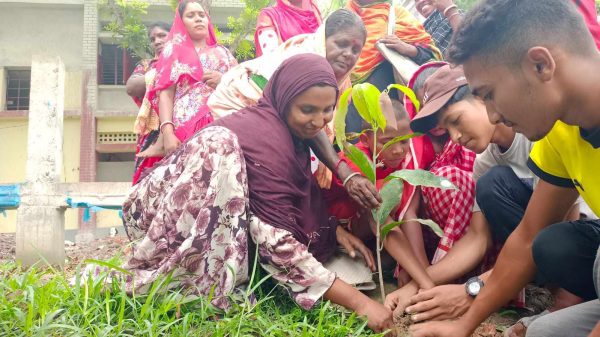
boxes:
[443,4,458,17]
[160,121,175,133]
[342,172,361,187]
[447,12,460,21]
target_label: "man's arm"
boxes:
[427,212,491,283]
[452,181,579,335]
[384,211,491,316]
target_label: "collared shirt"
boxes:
[423,10,456,55]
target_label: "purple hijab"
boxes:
[212,54,339,262]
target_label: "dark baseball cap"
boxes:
[410,65,468,134]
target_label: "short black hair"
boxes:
[412,64,445,95]
[448,0,596,66]
[178,0,204,18]
[325,9,367,41]
[147,22,171,37]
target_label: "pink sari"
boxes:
[133,3,236,184]
[254,0,322,56]
[146,3,221,141]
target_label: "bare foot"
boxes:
[137,141,165,158]
[503,310,550,337]
[504,321,526,337]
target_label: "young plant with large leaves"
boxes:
[334,82,456,300]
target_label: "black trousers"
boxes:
[476,166,600,300]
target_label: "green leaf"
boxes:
[387,84,421,112]
[386,169,457,190]
[378,132,421,154]
[373,179,404,225]
[334,87,352,150]
[380,220,404,241]
[343,143,375,182]
[345,130,368,141]
[352,83,385,131]
[408,218,444,237]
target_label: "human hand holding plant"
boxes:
[342,168,382,209]
[334,82,456,301]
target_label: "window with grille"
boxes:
[97,132,137,144]
[98,43,139,85]
[6,69,31,110]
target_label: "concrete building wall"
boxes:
[0,0,245,234]
[98,86,138,113]
[0,118,28,184]
[0,116,82,233]
[0,4,84,69]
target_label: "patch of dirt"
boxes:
[0,233,129,277]
[0,233,15,261]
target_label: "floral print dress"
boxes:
[171,45,236,127]
[122,126,335,310]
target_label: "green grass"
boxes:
[0,255,384,337]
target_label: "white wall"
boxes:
[0,3,84,70]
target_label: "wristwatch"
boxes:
[465,276,484,297]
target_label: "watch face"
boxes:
[468,282,481,294]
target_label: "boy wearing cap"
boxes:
[388,64,582,335]
[408,0,600,336]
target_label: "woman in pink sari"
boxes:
[254,0,322,56]
[136,0,237,164]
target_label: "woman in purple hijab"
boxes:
[121,54,393,332]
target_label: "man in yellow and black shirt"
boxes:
[528,121,600,214]
[408,1,600,337]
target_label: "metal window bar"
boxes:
[99,44,140,85]
[6,70,31,110]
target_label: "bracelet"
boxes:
[159,121,175,133]
[342,172,361,187]
[447,12,460,21]
[443,4,458,17]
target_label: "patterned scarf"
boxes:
[211,54,340,262]
[347,0,441,84]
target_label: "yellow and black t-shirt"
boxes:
[527,121,600,216]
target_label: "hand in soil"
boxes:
[384,282,418,321]
[357,298,394,333]
[409,320,471,337]
[406,284,473,322]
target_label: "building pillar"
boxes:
[16,55,66,267]
[76,0,99,244]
